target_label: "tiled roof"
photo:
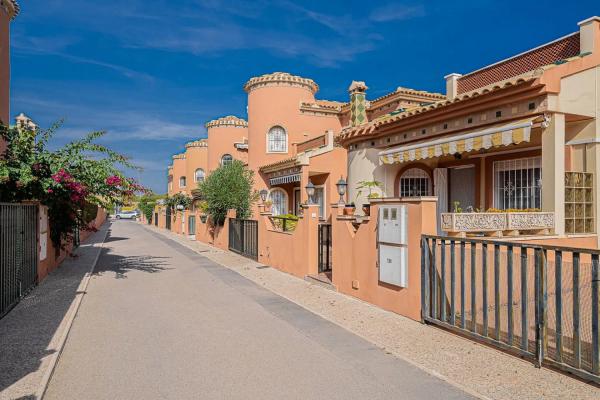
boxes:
[258,156,299,172]
[185,139,208,148]
[205,115,248,129]
[369,86,446,106]
[3,0,19,19]
[338,71,544,144]
[172,153,186,160]
[244,72,319,94]
[457,33,580,94]
[299,99,345,113]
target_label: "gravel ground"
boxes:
[143,223,600,400]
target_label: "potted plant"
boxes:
[356,180,382,216]
[343,202,356,216]
[263,199,273,213]
[198,200,208,223]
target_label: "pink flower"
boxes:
[47,188,53,194]
[106,175,122,186]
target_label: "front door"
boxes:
[294,188,301,216]
[449,166,476,212]
[314,187,325,220]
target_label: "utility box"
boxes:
[378,205,408,287]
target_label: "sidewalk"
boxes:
[0,223,109,400]
[143,223,600,400]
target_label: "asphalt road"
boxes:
[45,220,473,400]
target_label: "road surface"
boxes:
[45,220,473,400]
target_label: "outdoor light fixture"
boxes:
[176,204,184,211]
[259,189,268,202]
[305,180,315,204]
[336,176,347,205]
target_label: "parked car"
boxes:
[115,210,138,220]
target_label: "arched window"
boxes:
[194,168,205,182]
[179,176,187,188]
[399,168,431,197]
[269,188,287,216]
[267,126,287,153]
[221,154,233,166]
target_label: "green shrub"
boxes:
[197,160,258,225]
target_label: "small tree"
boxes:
[198,160,257,225]
[138,193,164,223]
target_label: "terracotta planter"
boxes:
[343,206,356,216]
[362,204,371,216]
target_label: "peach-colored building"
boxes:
[0,0,18,155]
[206,115,248,171]
[340,16,600,246]
[0,0,17,127]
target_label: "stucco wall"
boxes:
[171,156,187,194]
[185,145,208,190]
[207,125,248,172]
[347,147,399,210]
[0,7,9,127]
[257,205,319,278]
[331,200,438,321]
[247,84,342,190]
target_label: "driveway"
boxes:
[45,220,473,399]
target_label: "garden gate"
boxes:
[229,218,258,260]
[0,203,39,318]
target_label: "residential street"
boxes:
[44,220,472,400]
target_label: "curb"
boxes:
[35,222,110,400]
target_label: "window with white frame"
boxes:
[194,168,205,182]
[269,189,287,216]
[267,126,287,153]
[179,176,186,188]
[221,154,233,166]
[399,168,431,197]
[493,156,542,210]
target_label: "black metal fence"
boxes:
[421,235,600,383]
[1,203,39,318]
[318,224,332,273]
[229,218,258,260]
[165,207,172,230]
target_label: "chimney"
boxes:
[578,16,600,54]
[444,73,462,100]
[348,81,368,127]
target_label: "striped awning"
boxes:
[269,173,301,186]
[379,118,535,165]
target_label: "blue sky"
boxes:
[10,0,599,192]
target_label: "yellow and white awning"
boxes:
[379,118,535,165]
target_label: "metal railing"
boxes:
[421,235,600,383]
[1,204,39,319]
[270,216,298,232]
[229,219,258,260]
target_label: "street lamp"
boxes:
[305,180,315,205]
[259,189,268,203]
[336,177,347,205]
[176,204,184,211]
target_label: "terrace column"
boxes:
[541,113,565,235]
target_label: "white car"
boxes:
[115,210,138,220]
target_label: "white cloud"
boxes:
[369,4,425,22]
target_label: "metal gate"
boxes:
[154,213,158,226]
[0,203,39,318]
[421,235,600,384]
[165,207,172,230]
[188,215,196,235]
[318,224,332,273]
[228,219,258,260]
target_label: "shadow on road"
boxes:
[0,224,170,397]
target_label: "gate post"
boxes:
[534,248,548,368]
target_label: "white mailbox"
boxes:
[378,205,408,287]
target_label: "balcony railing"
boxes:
[441,211,555,237]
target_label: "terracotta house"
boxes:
[0,0,18,155]
[338,16,600,246]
